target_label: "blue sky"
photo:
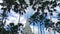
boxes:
[0,0,60,34]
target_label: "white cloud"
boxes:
[54,6,60,13]
[5,10,27,27]
[25,0,30,5]
[20,16,26,27]
[53,12,58,17]
[0,0,3,3]
[5,16,18,25]
[44,9,48,13]
[0,5,3,9]
[51,18,58,23]
[5,11,19,25]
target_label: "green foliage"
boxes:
[30,12,39,19]
[54,21,60,33]
[58,13,60,17]
[0,0,28,34]
[39,15,44,20]
[29,0,60,33]
[0,0,60,33]
[1,0,28,15]
[29,0,34,5]
[18,0,26,4]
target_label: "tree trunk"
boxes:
[18,14,20,23]
[40,24,42,34]
[48,28,51,34]
[33,23,34,34]
[54,30,56,34]
[22,21,34,34]
[17,14,21,34]
[38,22,39,34]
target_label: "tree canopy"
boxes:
[0,0,60,34]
